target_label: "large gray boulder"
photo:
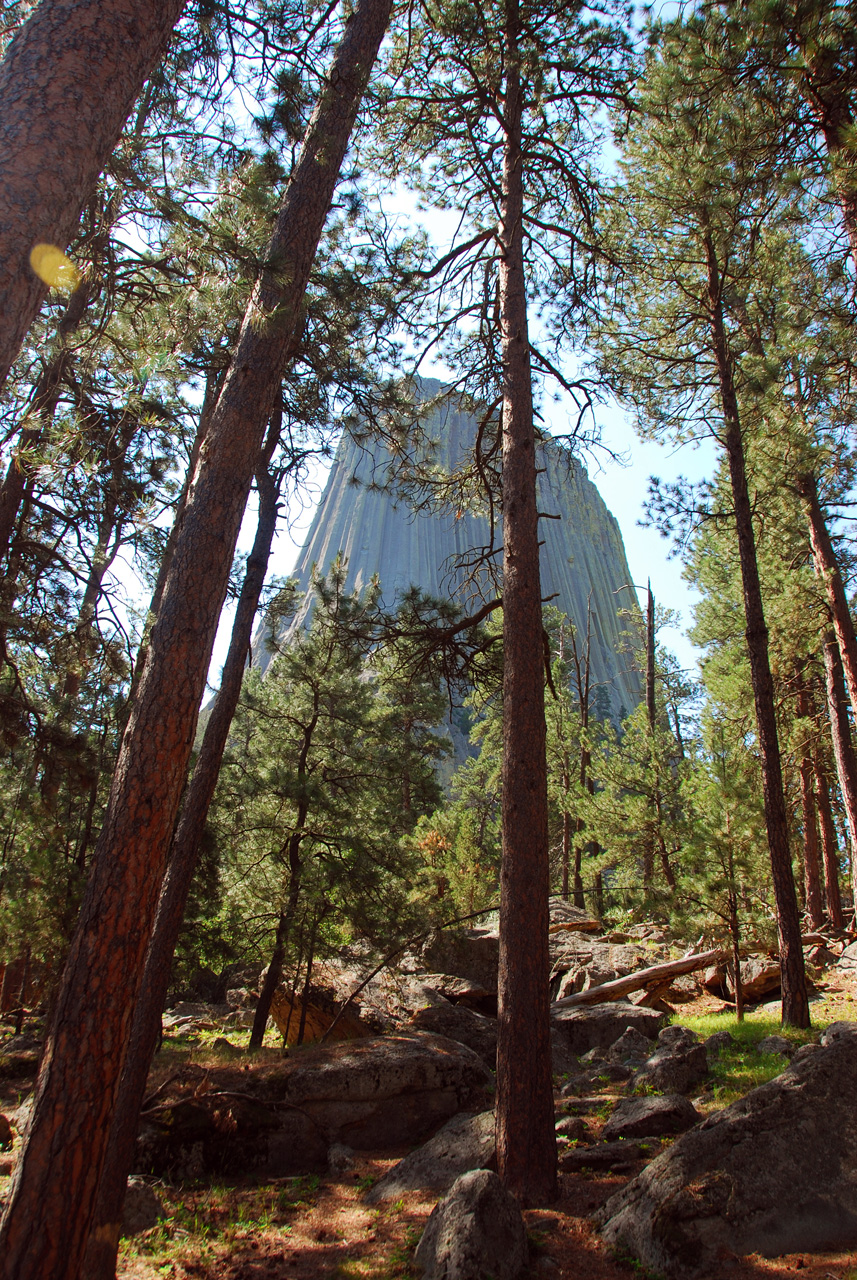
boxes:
[597,1024,857,1276]
[421,929,500,994]
[409,1003,498,1068]
[137,1032,492,1177]
[271,1032,492,1148]
[365,1110,495,1204]
[121,1178,166,1237]
[551,1001,665,1055]
[630,1042,708,1095]
[602,1095,700,1141]
[415,1169,528,1280]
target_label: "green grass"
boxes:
[672,1010,826,1105]
[119,1175,320,1267]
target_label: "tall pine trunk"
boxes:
[81,441,281,1280]
[798,471,857,722]
[822,628,857,912]
[704,231,809,1028]
[494,0,557,1207]
[0,0,187,388]
[0,3,393,1273]
[796,671,824,929]
[814,750,844,929]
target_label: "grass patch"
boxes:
[672,1010,823,1105]
[119,1175,319,1269]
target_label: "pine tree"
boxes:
[593,14,810,1023]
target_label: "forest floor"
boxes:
[114,983,857,1280]
[3,985,857,1279]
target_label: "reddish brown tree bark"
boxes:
[0,0,188,389]
[814,751,844,929]
[494,0,557,1208]
[795,671,824,929]
[82,432,281,1280]
[0,3,393,1274]
[704,230,809,1028]
[798,471,857,724]
[822,628,857,912]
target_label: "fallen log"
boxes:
[552,948,728,1010]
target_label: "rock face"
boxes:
[597,1026,857,1276]
[137,1033,492,1178]
[365,1110,495,1204]
[602,1095,700,1142]
[121,1178,166,1237]
[415,1169,529,1280]
[550,1001,665,1055]
[630,1042,709,1095]
[409,1003,498,1069]
[259,378,641,719]
[421,927,501,996]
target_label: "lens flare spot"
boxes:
[29,243,81,292]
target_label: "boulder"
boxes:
[602,1095,700,1142]
[703,1030,734,1055]
[550,1001,665,1055]
[121,1178,166,1236]
[609,944,649,975]
[836,942,857,970]
[137,1032,491,1177]
[701,964,728,998]
[597,1024,857,1276]
[756,1034,794,1058]
[137,1092,330,1180]
[421,974,497,1015]
[268,1032,492,1149]
[728,956,781,1002]
[606,1027,652,1064]
[560,1062,633,1094]
[820,1019,857,1046]
[409,1003,498,1069]
[631,1043,709,1095]
[365,1110,495,1204]
[657,1025,699,1050]
[559,1139,648,1172]
[269,987,370,1046]
[225,987,257,1009]
[555,1115,592,1142]
[414,1170,528,1280]
[421,929,500,994]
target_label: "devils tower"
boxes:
[262,379,641,717]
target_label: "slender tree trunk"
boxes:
[814,751,844,929]
[494,0,556,1207]
[250,888,300,1049]
[81,439,281,1280]
[0,0,188,389]
[798,472,857,722]
[796,671,825,929]
[0,275,91,564]
[704,231,808,1028]
[561,801,570,901]
[127,369,222,706]
[729,894,744,1023]
[251,684,318,1050]
[822,628,857,912]
[797,753,824,928]
[296,916,319,1047]
[0,5,392,1273]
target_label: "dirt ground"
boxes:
[114,1149,857,1280]
[5,977,857,1279]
